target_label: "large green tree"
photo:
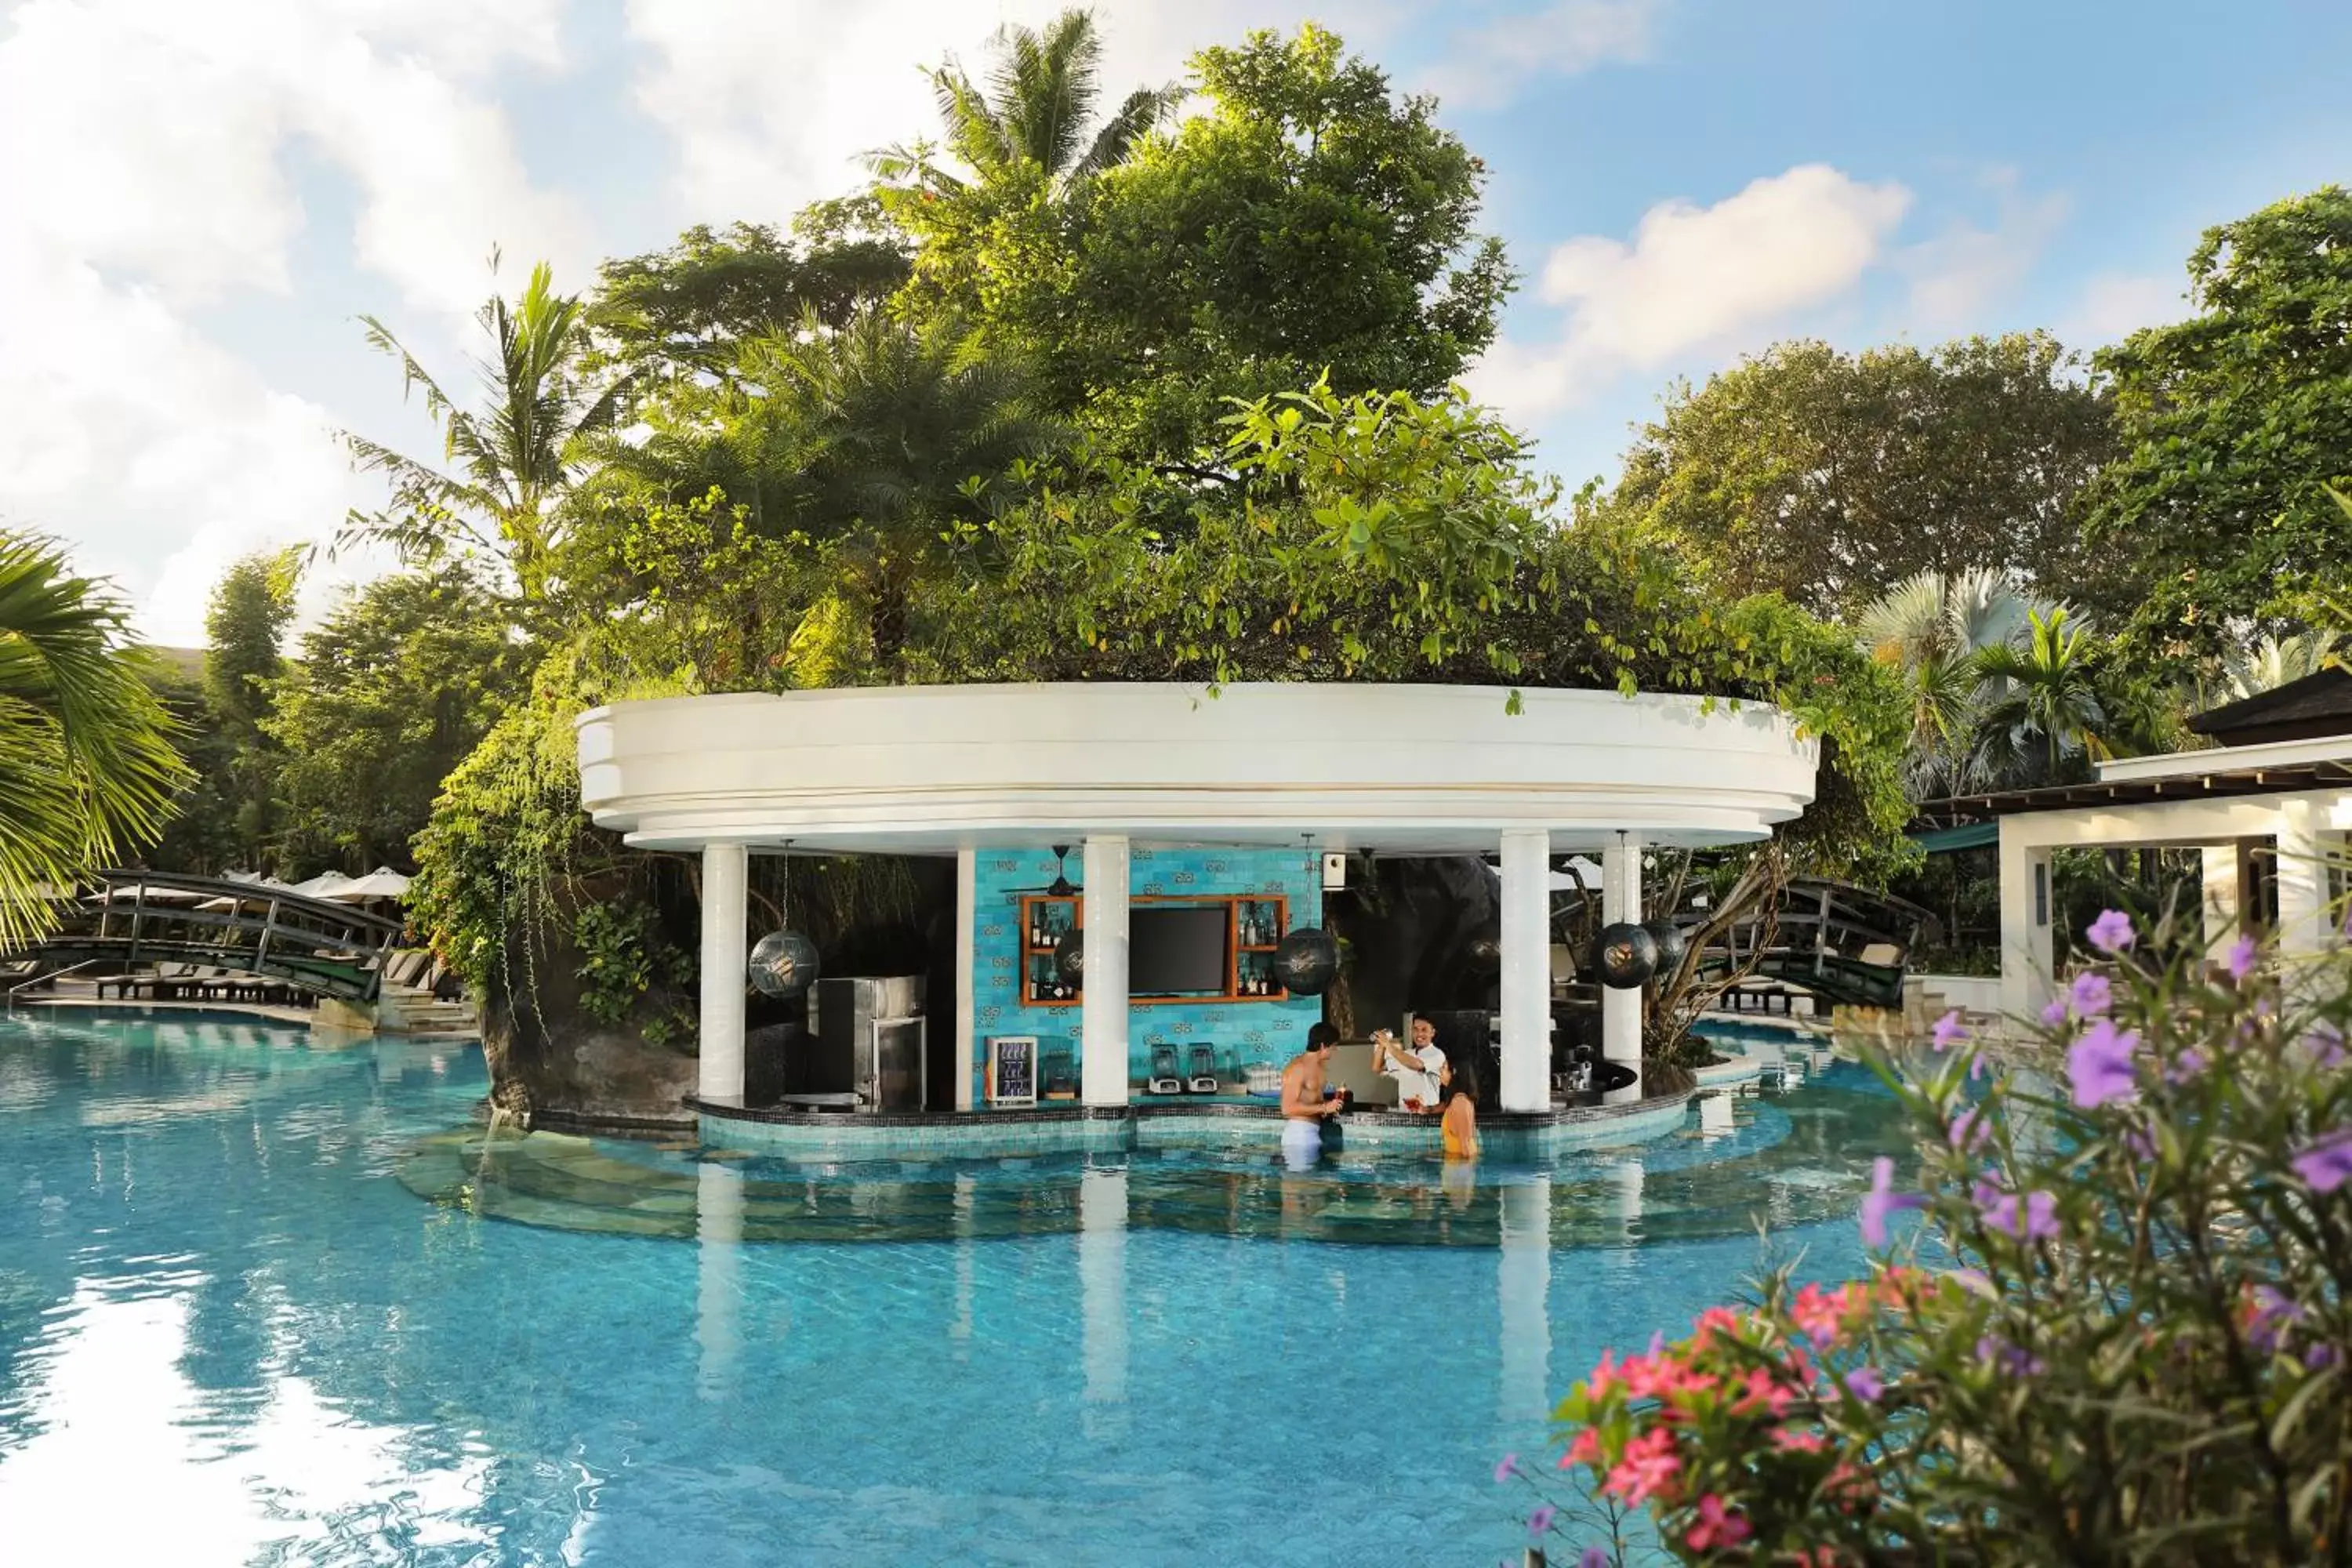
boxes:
[0,532,191,947]
[1605,332,2122,619]
[200,550,297,866]
[2083,186,2352,658]
[889,24,1512,463]
[263,566,527,875]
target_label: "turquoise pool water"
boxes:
[0,1011,1907,1566]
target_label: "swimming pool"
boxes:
[0,1011,1907,1566]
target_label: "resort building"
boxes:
[574,681,1820,1155]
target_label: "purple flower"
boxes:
[1948,1105,1990,1152]
[2247,1287,2304,1354]
[2302,1022,2347,1071]
[2307,1343,2340,1371]
[2039,996,2071,1026]
[1976,1335,2045,1376]
[1579,1549,1611,1568]
[2086,909,2136,954]
[2068,1019,2140,1109]
[1931,1009,1969,1051]
[2226,933,2260,982]
[1844,1366,1884,1403]
[1494,1453,1518,1483]
[1976,1185,2059,1243]
[1860,1156,1927,1247]
[1527,1503,1557,1537]
[2291,1129,2352,1193]
[2068,970,2113,1018]
[2123,1124,2156,1160]
[2167,1047,2208,1085]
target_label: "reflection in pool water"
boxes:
[0,1011,1907,1566]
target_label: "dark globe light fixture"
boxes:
[1053,929,1087,985]
[1642,918,1690,978]
[747,929,820,998]
[1272,927,1339,996]
[1593,921,1659,989]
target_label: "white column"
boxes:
[2202,843,2245,960]
[1080,836,1131,1107]
[1495,1174,1551,1425]
[1997,821,2054,1022]
[695,1160,745,1399]
[2277,798,2343,956]
[1498,829,1552,1112]
[699,843,750,1103]
[1078,1166,1129,1434]
[954,848,978,1110]
[1601,835,1643,1104]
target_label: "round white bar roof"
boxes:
[575,682,1819,855]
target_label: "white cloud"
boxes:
[0,0,590,641]
[2063,271,2186,345]
[1897,169,2070,334]
[1421,0,1658,111]
[622,0,1418,222]
[1469,164,1912,416]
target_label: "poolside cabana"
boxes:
[576,682,1819,1146]
[1927,669,2352,1019]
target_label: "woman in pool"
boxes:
[1441,1058,1479,1160]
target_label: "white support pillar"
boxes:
[1498,829,1552,1113]
[954,847,978,1110]
[2277,799,2343,956]
[1080,836,1131,1107]
[698,842,750,1104]
[1600,834,1643,1104]
[2202,843,2247,960]
[1997,820,2055,1022]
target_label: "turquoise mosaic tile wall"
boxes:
[970,844,1325,1103]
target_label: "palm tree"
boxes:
[0,532,192,949]
[1857,567,2050,796]
[2203,630,2344,706]
[1973,607,2112,786]
[869,9,1182,197]
[339,260,633,604]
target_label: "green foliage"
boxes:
[894,24,1512,463]
[201,549,297,731]
[262,566,526,874]
[569,898,692,1035]
[0,531,193,948]
[1536,921,2352,1564]
[2085,186,2352,659]
[587,209,910,382]
[1608,333,2122,619]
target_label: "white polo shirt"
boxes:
[1387,1042,1447,1109]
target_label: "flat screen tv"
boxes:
[1130,906,1230,996]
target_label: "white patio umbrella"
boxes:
[195,874,301,912]
[323,867,412,904]
[84,881,211,905]
[289,871,356,899]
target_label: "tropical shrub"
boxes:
[1516,909,2352,1563]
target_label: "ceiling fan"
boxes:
[1007,844,1082,898]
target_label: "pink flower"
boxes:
[1494,1453,1518,1483]
[1931,1009,1968,1051]
[1686,1494,1751,1551]
[2086,909,2136,954]
[2291,1129,2352,1193]
[1860,1156,1926,1247]
[1563,1428,1600,1469]
[1792,1282,1854,1347]
[1770,1425,1828,1453]
[2068,1019,2139,1109]
[2226,933,2260,982]
[1602,1428,1681,1504]
[1528,1503,1557,1537]
[2067,970,2112,1017]
[1730,1365,1794,1417]
[1578,1548,1610,1568]
[1948,1105,1990,1152]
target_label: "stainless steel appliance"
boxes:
[808,975,927,1112]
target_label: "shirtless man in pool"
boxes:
[1279,1022,1346,1165]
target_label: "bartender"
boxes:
[1371,1014,1448,1112]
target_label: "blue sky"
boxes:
[3,0,2348,642]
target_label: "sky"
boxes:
[4,0,2350,646]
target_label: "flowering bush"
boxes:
[1515,913,2352,1563]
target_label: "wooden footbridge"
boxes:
[5,870,403,1003]
[1693,877,1935,1009]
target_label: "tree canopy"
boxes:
[1604,333,2122,619]
[2083,184,2352,658]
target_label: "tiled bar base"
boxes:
[690,1091,1695,1161]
